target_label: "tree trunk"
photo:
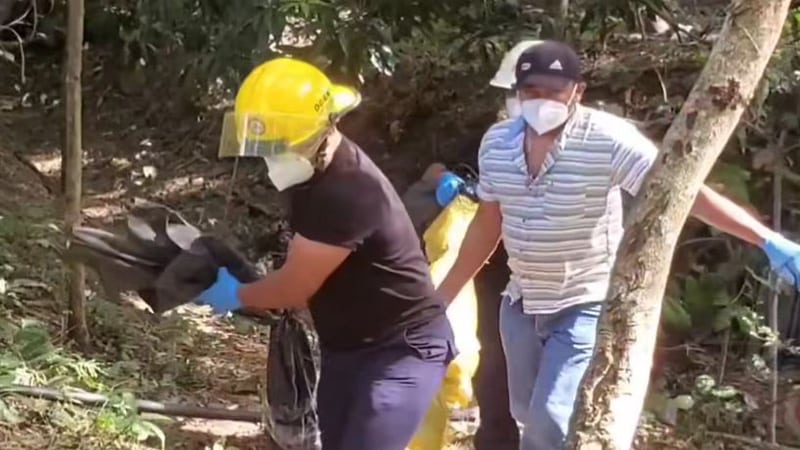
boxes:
[63,0,88,349]
[555,0,569,39]
[565,1,792,449]
[542,0,570,39]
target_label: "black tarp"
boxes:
[62,203,321,450]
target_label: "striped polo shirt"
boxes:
[477,105,658,314]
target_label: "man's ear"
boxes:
[575,82,587,101]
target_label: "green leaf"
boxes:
[711,385,739,400]
[661,296,692,333]
[695,374,716,395]
[13,324,53,362]
[672,394,695,411]
[682,276,729,325]
[131,420,166,448]
[0,398,22,425]
[711,307,733,332]
[708,162,752,205]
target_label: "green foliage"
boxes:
[84,0,526,89]
[708,163,752,205]
[0,319,106,389]
[0,318,168,448]
[646,370,765,433]
[576,0,674,45]
[661,273,775,344]
[95,393,167,449]
[680,374,761,434]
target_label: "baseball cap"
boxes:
[514,40,582,91]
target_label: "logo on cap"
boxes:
[521,62,531,71]
[549,60,563,71]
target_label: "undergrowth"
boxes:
[0,210,268,449]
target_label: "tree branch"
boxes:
[565,1,793,448]
[2,385,265,423]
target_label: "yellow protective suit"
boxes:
[407,194,480,450]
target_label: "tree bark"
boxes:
[565,1,792,449]
[541,0,570,39]
[63,0,88,349]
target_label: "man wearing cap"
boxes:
[436,40,800,449]
[471,39,541,450]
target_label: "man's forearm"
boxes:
[239,270,308,311]
[436,210,502,304]
[691,185,774,246]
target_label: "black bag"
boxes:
[266,312,321,449]
[62,203,321,449]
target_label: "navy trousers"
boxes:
[316,315,456,450]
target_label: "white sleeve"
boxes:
[476,134,498,202]
[611,125,659,196]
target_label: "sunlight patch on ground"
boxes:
[83,203,128,220]
[178,418,264,438]
[152,174,229,200]
[27,151,61,175]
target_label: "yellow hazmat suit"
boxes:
[407,194,480,450]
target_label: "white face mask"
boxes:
[264,153,315,191]
[520,86,578,135]
[505,96,522,118]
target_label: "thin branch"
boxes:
[769,130,788,444]
[654,67,669,104]
[776,166,800,188]
[4,3,33,27]
[706,431,800,450]
[0,24,27,84]
[0,0,38,49]
[718,328,730,384]
[1,385,265,423]
[223,157,241,224]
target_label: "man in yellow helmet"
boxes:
[196,58,456,450]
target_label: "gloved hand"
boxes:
[763,233,800,288]
[435,171,466,207]
[195,267,243,314]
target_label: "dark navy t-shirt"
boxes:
[288,137,445,350]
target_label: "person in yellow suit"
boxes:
[406,169,481,450]
[408,40,544,450]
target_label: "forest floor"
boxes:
[0,36,798,450]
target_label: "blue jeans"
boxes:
[499,298,601,450]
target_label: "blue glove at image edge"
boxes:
[762,233,800,287]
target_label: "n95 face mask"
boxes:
[264,153,315,191]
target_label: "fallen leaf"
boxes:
[10,279,51,292]
[142,166,158,179]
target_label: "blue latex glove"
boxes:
[196,267,243,315]
[435,171,466,207]
[763,234,800,288]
